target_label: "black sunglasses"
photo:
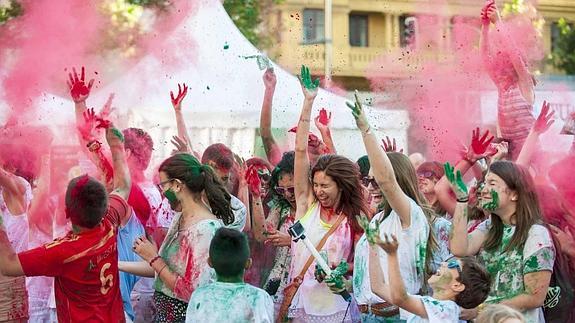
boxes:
[275,186,295,196]
[361,176,379,188]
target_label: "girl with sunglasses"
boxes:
[346,93,435,322]
[248,151,297,318]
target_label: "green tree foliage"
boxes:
[551,18,575,75]
[223,0,282,48]
[0,0,22,25]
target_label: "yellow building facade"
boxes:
[265,0,575,89]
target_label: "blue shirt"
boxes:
[117,212,145,320]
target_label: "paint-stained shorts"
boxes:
[0,276,28,322]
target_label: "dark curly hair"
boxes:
[122,128,153,171]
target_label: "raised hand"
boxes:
[314,108,332,132]
[97,117,124,144]
[358,215,382,245]
[346,90,370,132]
[99,93,116,121]
[490,141,509,162]
[481,0,497,25]
[170,83,188,111]
[463,128,495,163]
[444,162,469,201]
[67,66,94,103]
[382,136,403,153]
[534,101,555,134]
[374,233,399,255]
[299,65,320,100]
[78,108,99,141]
[245,164,262,197]
[263,68,277,91]
[170,135,190,155]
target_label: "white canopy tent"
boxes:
[2,0,410,167]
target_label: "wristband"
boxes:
[158,264,168,276]
[149,255,161,267]
[86,140,102,152]
[456,197,469,203]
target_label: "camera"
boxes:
[288,221,305,241]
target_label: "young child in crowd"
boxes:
[186,227,274,322]
[369,233,491,322]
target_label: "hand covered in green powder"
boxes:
[324,261,349,294]
[346,90,370,133]
[444,162,468,201]
[358,215,382,245]
[299,65,319,100]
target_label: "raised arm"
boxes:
[376,234,427,318]
[516,101,554,166]
[480,1,495,69]
[444,162,486,257]
[348,92,411,229]
[170,83,200,159]
[259,68,282,165]
[0,166,26,215]
[294,66,320,219]
[101,121,131,201]
[314,108,337,154]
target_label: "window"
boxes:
[400,15,416,48]
[349,14,368,47]
[303,9,324,44]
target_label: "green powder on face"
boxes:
[482,190,499,211]
[164,189,178,204]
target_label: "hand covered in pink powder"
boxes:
[480,0,498,26]
[490,141,509,162]
[245,164,262,197]
[263,68,277,91]
[67,66,94,103]
[463,128,495,163]
[381,136,403,153]
[533,101,555,134]
[78,108,99,141]
[314,108,331,133]
[170,83,188,111]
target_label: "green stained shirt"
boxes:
[477,220,555,323]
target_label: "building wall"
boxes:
[267,0,575,89]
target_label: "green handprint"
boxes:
[299,65,320,90]
[444,162,468,199]
[358,215,381,245]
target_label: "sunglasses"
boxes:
[417,171,435,179]
[447,259,462,274]
[275,186,295,196]
[361,176,379,188]
[157,178,174,191]
[257,169,271,183]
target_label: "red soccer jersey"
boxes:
[18,194,129,323]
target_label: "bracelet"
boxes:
[158,264,168,276]
[86,140,102,152]
[456,196,469,203]
[149,255,161,266]
[299,118,310,122]
[362,125,372,136]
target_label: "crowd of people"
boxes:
[0,2,574,323]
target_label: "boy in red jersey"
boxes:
[0,124,131,323]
